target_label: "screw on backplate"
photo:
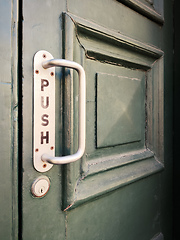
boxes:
[35,70,39,74]
[50,72,54,76]
[43,163,47,168]
[43,54,46,58]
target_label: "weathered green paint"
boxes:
[0,0,19,239]
[67,0,162,48]
[61,12,164,211]
[0,83,12,240]
[66,174,162,240]
[0,0,173,239]
[21,0,66,239]
[117,0,164,24]
[21,0,173,239]
[96,72,144,148]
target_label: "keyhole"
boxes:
[39,186,45,195]
[31,176,50,197]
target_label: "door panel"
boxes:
[62,12,164,209]
[21,0,173,239]
[96,71,143,148]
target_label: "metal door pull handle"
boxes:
[41,59,86,164]
[33,50,86,171]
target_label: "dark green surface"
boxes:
[0,0,18,239]
[0,84,12,240]
[160,0,173,238]
[97,72,143,148]
[0,0,173,239]
[174,0,180,239]
[20,0,173,239]
[66,174,161,240]
[85,60,146,156]
[22,1,66,239]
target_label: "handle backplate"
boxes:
[33,50,55,172]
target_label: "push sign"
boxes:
[33,51,55,172]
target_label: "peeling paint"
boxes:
[64,203,74,212]
[65,13,162,71]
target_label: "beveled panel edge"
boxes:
[64,156,164,210]
[86,48,152,70]
[64,12,163,60]
[146,58,164,163]
[116,0,164,25]
[87,149,154,176]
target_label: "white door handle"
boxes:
[33,50,86,172]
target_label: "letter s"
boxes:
[41,114,49,126]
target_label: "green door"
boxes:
[0,0,173,239]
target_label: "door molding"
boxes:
[62,12,164,210]
[116,0,164,25]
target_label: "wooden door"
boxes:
[0,0,173,239]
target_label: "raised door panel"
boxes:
[96,72,144,148]
[62,12,164,209]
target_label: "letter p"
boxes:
[41,79,49,91]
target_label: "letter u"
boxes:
[41,96,49,109]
